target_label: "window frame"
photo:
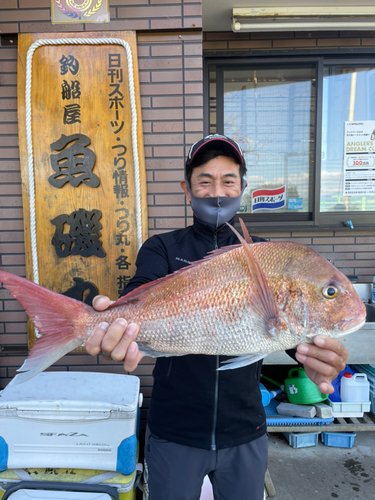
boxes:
[204,51,375,231]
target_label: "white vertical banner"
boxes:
[343,121,375,196]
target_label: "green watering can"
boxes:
[284,367,328,405]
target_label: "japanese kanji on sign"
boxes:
[17,32,148,348]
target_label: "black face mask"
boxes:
[185,180,246,228]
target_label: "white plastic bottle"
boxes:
[372,274,375,303]
[341,372,370,402]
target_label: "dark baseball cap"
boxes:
[186,134,245,167]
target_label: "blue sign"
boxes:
[288,198,303,210]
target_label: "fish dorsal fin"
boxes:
[108,242,242,308]
[203,219,251,258]
[226,221,285,338]
[239,217,253,243]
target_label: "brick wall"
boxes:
[0,2,203,422]
[0,40,23,387]
[0,0,202,33]
[203,30,375,50]
[138,32,202,235]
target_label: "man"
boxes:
[86,134,348,499]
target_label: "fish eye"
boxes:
[322,285,339,299]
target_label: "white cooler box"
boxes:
[0,372,142,475]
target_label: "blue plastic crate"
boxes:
[265,399,334,426]
[283,432,320,448]
[321,431,356,448]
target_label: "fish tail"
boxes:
[0,271,92,385]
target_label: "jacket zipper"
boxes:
[211,229,219,451]
[211,355,219,451]
[213,230,218,250]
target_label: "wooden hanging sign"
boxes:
[17,32,148,347]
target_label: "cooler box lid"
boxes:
[0,372,140,413]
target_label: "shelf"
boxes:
[267,412,375,433]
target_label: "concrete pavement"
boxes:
[267,431,375,500]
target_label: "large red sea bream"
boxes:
[0,222,366,384]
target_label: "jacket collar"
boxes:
[192,215,237,243]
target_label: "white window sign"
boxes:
[343,121,375,196]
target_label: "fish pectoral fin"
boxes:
[138,346,182,358]
[226,222,281,338]
[218,353,268,370]
[267,317,288,338]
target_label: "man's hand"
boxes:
[85,295,144,372]
[295,336,348,394]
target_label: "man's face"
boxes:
[181,155,243,201]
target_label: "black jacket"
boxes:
[122,216,268,450]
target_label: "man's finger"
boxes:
[92,295,114,311]
[110,323,140,361]
[296,347,346,374]
[124,342,145,373]
[295,352,338,381]
[296,338,348,373]
[301,364,335,395]
[85,322,109,355]
[101,318,129,354]
[317,379,334,395]
[313,336,349,358]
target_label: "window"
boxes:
[321,64,375,214]
[206,56,375,229]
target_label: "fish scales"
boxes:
[80,242,360,356]
[91,247,253,355]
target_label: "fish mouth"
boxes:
[338,317,366,334]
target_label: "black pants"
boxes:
[144,428,268,500]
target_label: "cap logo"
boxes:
[204,134,243,155]
[205,134,227,140]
